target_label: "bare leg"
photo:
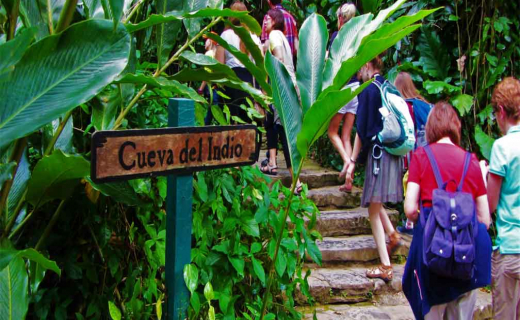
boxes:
[341,112,356,159]
[268,148,277,167]
[379,206,396,235]
[368,202,391,266]
[328,113,349,177]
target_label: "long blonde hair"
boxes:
[395,72,428,102]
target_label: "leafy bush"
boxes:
[186,167,321,319]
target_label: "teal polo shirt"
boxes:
[489,125,520,254]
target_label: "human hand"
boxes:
[345,162,355,185]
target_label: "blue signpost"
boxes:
[165,98,193,320]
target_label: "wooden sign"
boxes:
[91,125,259,183]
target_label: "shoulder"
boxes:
[282,9,296,23]
[221,29,234,40]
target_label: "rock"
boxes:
[310,208,399,237]
[299,304,414,320]
[297,265,405,305]
[307,185,362,209]
[315,235,410,263]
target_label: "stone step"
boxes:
[311,208,400,237]
[307,185,362,209]
[299,289,492,319]
[296,264,405,305]
[315,235,411,263]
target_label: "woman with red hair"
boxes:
[402,102,492,320]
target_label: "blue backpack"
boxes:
[406,98,432,149]
[421,145,478,280]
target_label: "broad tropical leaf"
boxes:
[475,126,495,160]
[0,247,60,275]
[0,256,29,320]
[116,74,205,103]
[205,32,271,95]
[297,13,328,114]
[323,24,421,97]
[19,0,49,39]
[178,51,240,81]
[26,150,90,207]
[423,80,461,95]
[0,28,35,80]
[156,0,183,69]
[125,8,254,33]
[86,177,150,207]
[183,0,209,37]
[450,94,473,116]
[265,52,302,177]
[297,82,371,160]
[417,26,450,79]
[0,19,131,149]
[0,162,16,190]
[6,150,30,222]
[108,0,124,29]
[43,116,74,154]
[92,85,124,131]
[362,0,406,36]
[224,23,264,68]
[322,14,373,89]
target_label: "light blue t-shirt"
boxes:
[489,125,520,254]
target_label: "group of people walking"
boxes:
[202,1,520,319]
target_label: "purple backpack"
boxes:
[420,145,478,280]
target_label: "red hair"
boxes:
[426,101,461,145]
[492,77,520,121]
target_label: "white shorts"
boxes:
[337,82,360,115]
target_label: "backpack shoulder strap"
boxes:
[423,145,444,188]
[457,152,472,191]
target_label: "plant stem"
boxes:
[35,199,66,251]
[44,111,73,156]
[7,0,21,40]
[259,160,304,320]
[0,138,27,222]
[56,0,78,33]
[123,0,144,23]
[47,0,54,34]
[113,16,223,130]
[8,206,32,240]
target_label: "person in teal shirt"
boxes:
[482,77,520,319]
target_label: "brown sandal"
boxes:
[386,231,403,257]
[366,264,393,282]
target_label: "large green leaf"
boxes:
[0,162,16,190]
[417,26,450,79]
[323,14,373,90]
[0,28,35,80]
[0,19,131,149]
[26,150,90,207]
[265,52,302,177]
[423,80,461,95]
[42,116,74,154]
[92,85,122,131]
[323,24,422,97]
[361,0,406,36]
[212,79,269,109]
[156,0,183,69]
[297,13,328,114]
[0,248,60,275]
[179,51,240,81]
[183,0,209,37]
[108,0,124,29]
[125,8,253,33]
[116,74,205,103]
[205,32,271,95]
[450,94,473,117]
[6,149,30,222]
[475,126,495,160]
[19,0,49,39]
[86,177,150,207]
[224,23,264,69]
[0,256,29,320]
[297,82,371,160]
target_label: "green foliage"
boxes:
[187,167,321,319]
[0,20,131,149]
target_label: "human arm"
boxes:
[345,133,362,184]
[198,81,207,94]
[215,45,225,64]
[272,46,283,61]
[487,173,503,213]
[404,182,420,223]
[476,195,491,229]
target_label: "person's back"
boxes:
[486,77,520,320]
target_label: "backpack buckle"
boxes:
[451,213,457,221]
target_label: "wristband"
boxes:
[350,158,356,164]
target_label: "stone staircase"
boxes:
[258,154,493,320]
